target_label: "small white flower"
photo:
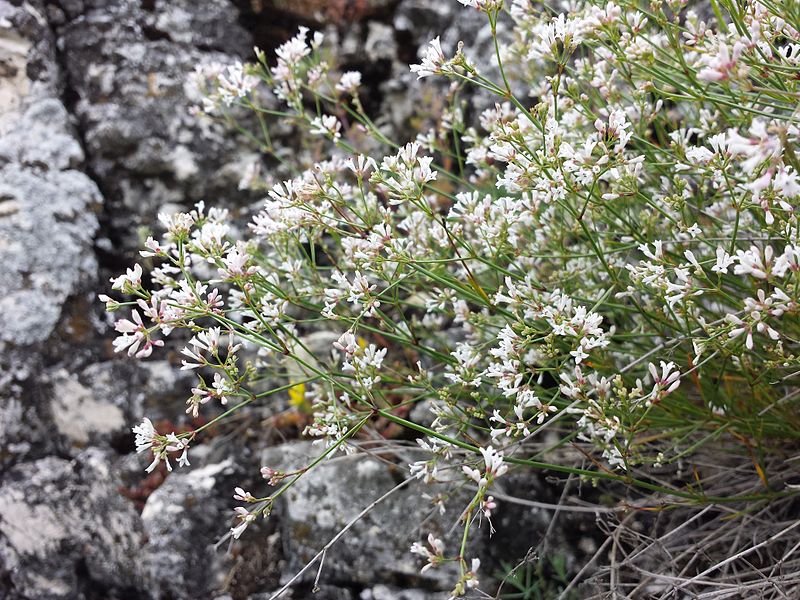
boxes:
[410,37,446,79]
[648,361,681,402]
[335,71,362,94]
[110,264,143,293]
[231,507,256,539]
[711,246,735,274]
[410,533,445,573]
[333,331,358,355]
[463,446,509,487]
[309,114,342,142]
[132,418,157,454]
[233,487,256,502]
[734,245,773,279]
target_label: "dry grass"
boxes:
[577,451,800,599]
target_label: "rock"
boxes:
[0,25,31,135]
[361,584,439,600]
[0,99,101,353]
[140,458,282,599]
[55,0,261,262]
[253,584,356,600]
[47,362,150,453]
[49,368,126,445]
[0,449,144,599]
[262,442,461,591]
[240,0,397,25]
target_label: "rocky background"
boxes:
[0,2,596,598]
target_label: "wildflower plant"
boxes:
[105,1,800,596]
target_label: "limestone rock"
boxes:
[262,442,460,591]
[55,0,259,261]
[140,459,282,599]
[0,450,144,599]
[0,99,100,352]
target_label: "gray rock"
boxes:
[49,368,126,445]
[360,584,440,600]
[0,23,32,136]
[0,449,144,599]
[253,584,356,600]
[55,0,260,260]
[262,442,460,591]
[46,361,151,452]
[140,459,282,599]
[0,99,101,352]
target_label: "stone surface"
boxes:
[0,99,100,351]
[55,0,260,262]
[263,442,461,591]
[0,450,144,599]
[50,369,125,444]
[0,24,31,135]
[140,459,282,599]
[361,585,439,600]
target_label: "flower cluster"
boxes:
[103,1,800,595]
[132,418,191,473]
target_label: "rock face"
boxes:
[54,0,259,261]
[0,1,567,599]
[0,100,100,353]
[262,442,461,591]
[140,459,283,600]
[0,0,104,471]
[0,450,144,599]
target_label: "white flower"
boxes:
[463,446,508,487]
[333,331,359,355]
[480,446,508,479]
[113,309,165,358]
[217,62,258,105]
[697,41,743,83]
[309,114,342,142]
[458,0,503,12]
[711,246,735,274]
[233,487,256,502]
[260,467,286,485]
[373,142,438,203]
[734,245,773,279]
[774,245,800,277]
[410,533,445,573]
[139,236,168,258]
[345,154,377,177]
[164,433,191,469]
[727,314,753,350]
[132,419,191,473]
[219,247,258,280]
[465,557,481,589]
[181,327,239,370]
[638,240,663,261]
[158,211,195,237]
[683,250,702,272]
[110,264,143,293]
[410,37,446,79]
[274,26,312,66]
[231,507,256,539]
[648,361,681,402]
[132,418,157,454]
[335,71,361,94]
